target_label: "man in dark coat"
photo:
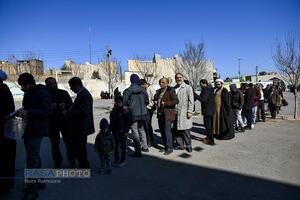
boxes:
[65,77,95,168]
[243,83,254,129]
[45,77,73,168]
[0,70,16,194]
[213,79,234,140]
[197,79,215,145]
[250,83,261,124]
[123,74,149,156]
[155,77,179,155]
[230,83,245,132]
[17,73,51,200]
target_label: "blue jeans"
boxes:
[252,106,257,123]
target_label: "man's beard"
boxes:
[176,81,182,85]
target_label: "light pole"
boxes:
[238,58,241,81]
[256,65,258,83]
[107,48,112,96]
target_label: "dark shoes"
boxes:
[186,147,193,153]
[129,153,142,157]
[244,126,252,130]
[202,137,215,145]
[239,127,245,132]
[141,148,149,152]
[164,148,173,155]
[22,191,39,200]
[173,146,184,150]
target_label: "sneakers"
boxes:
[251,124,254,129]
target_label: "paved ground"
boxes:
[2,92,300,200]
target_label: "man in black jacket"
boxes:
[197,79,215,145]
[65,77,94,168]
[17,73,51,200]
[45,77,73,168]
[230,84,245,132]
[243,83,254,130]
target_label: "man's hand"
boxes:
[187,112,193,119]
[123,107,129,114]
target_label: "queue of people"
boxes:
[0,69,286,200]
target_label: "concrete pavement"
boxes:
[2,93,300,200]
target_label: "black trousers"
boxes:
[203,115,214,141]
[244,109,253,127]
[173,117,192,149]
[0,138,16,192]
[269,103,277,119]
[70,134,89,168]
[113,132,126,163]
[49,125,74,166]
[257,100,265,121]
[157,114,173,150]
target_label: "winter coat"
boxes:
[230,90,244,110]
[155,86,179,122]
[196,86,215,116]
[123,84,149,122]
[95,129,115,153]
[174,82,194,130]
[66,87,95,136]
[22,86,52,138]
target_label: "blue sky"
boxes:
[0,0,299,78]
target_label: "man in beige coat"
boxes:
[173,73,194,152]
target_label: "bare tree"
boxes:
[132,55,160,84]
[100,59,121,95]
[175,41,208,89]
[272,33,300,119]
[7,55,19,76]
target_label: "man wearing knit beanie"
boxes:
[123,73,149,156]
[130,74,140,84]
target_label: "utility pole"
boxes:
[107,47,112,96]
[238,58,241,81]
[89,27,92,64]
[256,65,258,83]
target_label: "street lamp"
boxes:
[238,58,241,81]
[107,48,112,96]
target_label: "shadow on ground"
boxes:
[1,137,300,200]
